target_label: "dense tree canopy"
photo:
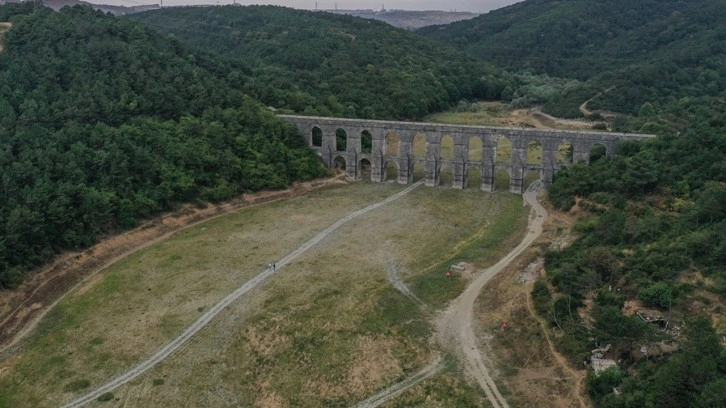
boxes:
[421,0,726,115]
[421,0,726,404]
[129,5,513,120]
[0,4,326,287]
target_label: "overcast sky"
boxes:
[94,0,523,13]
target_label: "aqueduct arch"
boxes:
[284,115,654,193]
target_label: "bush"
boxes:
[531,279,552,316]
[587,367,624,399]
[97,392,114,402]
[638,282,674,310]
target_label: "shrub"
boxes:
[97,392,114,402]
[587,367,624,399]
[531,280,552,316]
[638,282,674,310]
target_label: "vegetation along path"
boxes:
[436,181,547,408]
[60,181,424,408]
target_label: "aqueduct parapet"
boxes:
[281,115,654,193]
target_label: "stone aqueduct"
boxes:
[281,115,654,193]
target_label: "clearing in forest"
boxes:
[0,182,529,407]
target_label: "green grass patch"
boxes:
[63,379,91,393]
[360,287,429,339]
[411,193,528,308]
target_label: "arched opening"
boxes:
[590,144,607,163]
[361,130,372,154]
[438,164,453,187]
[468,136,483,162]
[336,128,347,152]
[384,161,398,182]
[527,141,543,166]
[558,142,574,166]
[495,169,510,191]
[312,127,323,147]
[496,136,512,165]
[466,165,482,190]
[412,133,427,159]
[333,156,346,171]
[358,158,372,181]
[440,135,454,161]
[524,170,540,188]
[410,162,425,183]
[385,132,400,157]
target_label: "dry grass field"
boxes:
[0,182,528,407]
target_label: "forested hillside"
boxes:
[0,3,326,288]
[542,109,726,408]
[421,0,726,406]
[129,6,512,120]
[421,0,726,115]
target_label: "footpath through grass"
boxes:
[0,183,528,407]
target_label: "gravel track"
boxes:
[354,355,444,408]
[59,181,423,408]
[435,181,547,408]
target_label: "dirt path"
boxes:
[525,289,588,408]
[579,87,616,118]
[386,262,426,307]
[59,181,424,408]
[527,107,600,129]
[435,181,548,408]
[354,355,444,408]
[0,176,348,356]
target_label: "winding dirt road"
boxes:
[59,181,424,408]
[435,181,548,408]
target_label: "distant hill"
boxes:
[1,0,159,15]
[129,5,512,120]
[420,0,726,114]
[325,9,478,30]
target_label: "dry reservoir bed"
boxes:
[0,182,527,407]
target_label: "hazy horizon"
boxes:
[86,0,524,13]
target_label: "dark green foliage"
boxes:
[552,295,582,327]
[97,392,114,402]
[420,1,726,406]
[129,5,513,120]
[592,305,645,348]
[653,317,723,408]
[594,290,624,309]
[637,282,675,310]
[587,367,624,400]
[0,4,326,288]
[531,279,551,316]
[585,318,725,407]
[422,0,726,115]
